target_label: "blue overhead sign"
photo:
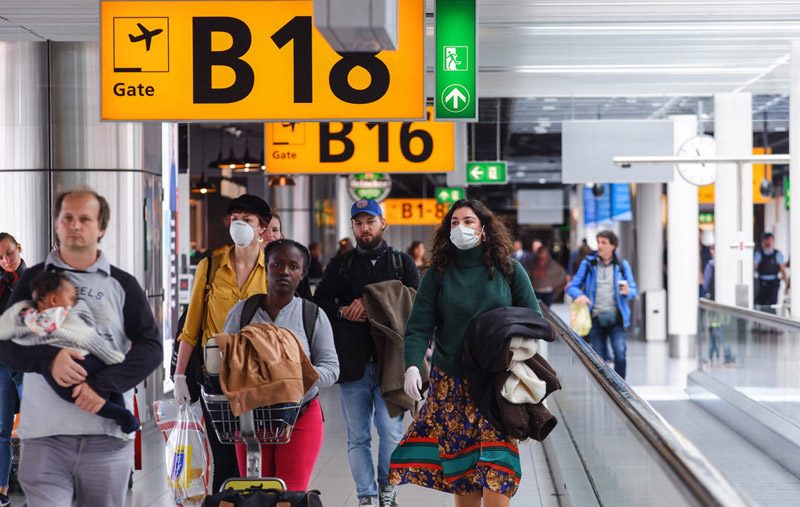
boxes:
[611,184,632,222]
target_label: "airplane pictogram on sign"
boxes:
[113,17,169,72]
[271,123,307,145]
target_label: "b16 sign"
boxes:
[265,107,455,173]
[100,1,425,121]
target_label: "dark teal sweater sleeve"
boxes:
[403,268,438,373]
[511,261,542,316]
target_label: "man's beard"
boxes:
[356,230,384,250]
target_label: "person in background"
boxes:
[173,193,273,492]
[754,232,789,313]
[308,242,325,281]
[512,240,524,261]
[0,189,162,507]
[264,213,284,244]
[0,234,25,313]
[406,241,426,272]
[531,239,543,257]
[569,238,594,278]
[567,230,637,379]
[527,245,567,307]
[222,239,339,490]
[336,238,354,258]
[390,198,540,507]
[699,230,714,297]
[0,232,25,505]
[315,199,419,507]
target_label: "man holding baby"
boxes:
[0,189,162,507]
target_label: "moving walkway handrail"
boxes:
[699,297,800,333]
[542,306,752,507]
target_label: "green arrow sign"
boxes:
[466,161,507,184]
[435,187,465,203]
[435,0,476,121]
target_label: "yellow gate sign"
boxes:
[100,0,424,121]
[265,107,454,173]
[383,198,449,225]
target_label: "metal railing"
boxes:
[542,306,752,506]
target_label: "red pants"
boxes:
[235,398,323,491]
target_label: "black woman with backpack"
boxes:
[172,194,272,492]
[389,199,541,507]
[221,239,339,490]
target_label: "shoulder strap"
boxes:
[337,249,356,282]
[390,248,404,280]
[198,254,218,334]
[203,251,222,301]
[302,299,319,348]
[240,294,266,328]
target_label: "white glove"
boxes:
[173,374,191,406]
[404,366,422,401]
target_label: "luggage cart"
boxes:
[201,387,300,491]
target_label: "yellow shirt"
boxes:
[178,247,267,347]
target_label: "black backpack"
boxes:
[239,294,319,346]
[337,248,404,284]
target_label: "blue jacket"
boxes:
[566,253,638,327]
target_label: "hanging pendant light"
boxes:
[268,175,296,186]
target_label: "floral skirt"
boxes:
[389,366,521,497]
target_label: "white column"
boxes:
[637,183,664,292]
[714,93,754,307]
[636,183,666,341]
[790,41,800,320]
[667,116,699,356]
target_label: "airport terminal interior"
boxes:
[3,0,800,506]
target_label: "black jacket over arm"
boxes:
[314,245,419,382]
[463,306,561,441]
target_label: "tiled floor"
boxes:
[119,381,552,507]
[5,304,702,506]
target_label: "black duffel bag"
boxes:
[203,487,322,507]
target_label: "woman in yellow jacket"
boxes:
[172,193,272,492]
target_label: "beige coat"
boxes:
[363,280,429,417]
[215,323,319,417]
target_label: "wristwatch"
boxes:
[337,307,344,319]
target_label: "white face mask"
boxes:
[450,225,483,250]
[229,220,255,248]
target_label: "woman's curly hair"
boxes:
[429,199,514,280]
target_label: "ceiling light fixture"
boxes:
[268,175,296,186]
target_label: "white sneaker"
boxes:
[379,484,398,507]
[358,495,378,506]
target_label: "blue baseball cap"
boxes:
[351,198,383,219]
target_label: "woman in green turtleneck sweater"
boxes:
[389,199,541,507]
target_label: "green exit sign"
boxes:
[435,187,465,203]
[466,161,507,184]
[435,0,476,121]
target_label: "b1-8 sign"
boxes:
[265,107,454,173]
[383,198,450,225]
[100,1,424,121]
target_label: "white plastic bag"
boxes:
[570,303,592,337]
[158,400,209,505]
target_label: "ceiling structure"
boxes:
[1,0,797,130]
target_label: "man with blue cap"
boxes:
[315,199,419,507]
